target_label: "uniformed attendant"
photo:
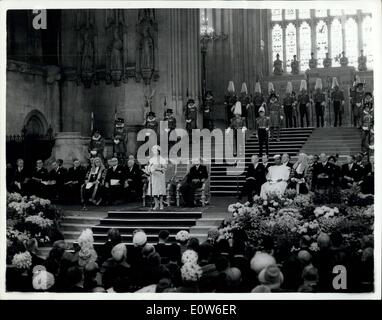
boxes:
[312,78,326,128]
[113,118,127,165]
[164,108,177,152]
[89,129,105,160]
[282,82,296,128]
[229,113,247,155]
[224,81,237,126]
[185,98,198,135]
[361,92,374,153]
[239,82,251,125]
[144,111,159,134]
[252,81,266,120]
[256,107,270,157]
[267,92,284,141]
[331,77,345,127]
[203,91,214,130]
[298,80,311,127]
[350,78,365,128]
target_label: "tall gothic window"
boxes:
[285,23,297,72]
[299,21,311,71]
[271,23,283,62]
[330,18,343,66]
[316,20,328,67]
[270,9,373,73]
[362,15,373,69]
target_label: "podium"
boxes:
[306,67,356,127]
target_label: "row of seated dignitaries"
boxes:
[6,155,211,207]
[239,152,373,203]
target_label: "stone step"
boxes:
[98,217,198,227]
[106,211,202,219]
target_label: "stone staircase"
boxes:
[300,127,362,163]
[210,127,315,196]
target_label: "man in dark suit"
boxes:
[239,155,265,203]
[48,159,67,201]
[180,158,208,207]
[11,158,29,195]
[124,158,143,201]
[282,153,294,169]
[29,159,49,198]
[328,155,341,189]
[64,159,86,204]
[104,157,126,205]
[314,153,335,190]
[341,155,362,189]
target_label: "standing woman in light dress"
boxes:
[147,145,167,210]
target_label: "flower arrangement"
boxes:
[12,251,32,270]
[181,249,199,264]
[6,193,62,264]
[175,230,190,242]
[224,187,374,255]
[181,262,202,282]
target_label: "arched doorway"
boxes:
[23,110,49,137]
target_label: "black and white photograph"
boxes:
[0,0,380,300]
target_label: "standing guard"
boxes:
[350,76,365,128]
[331,77,345,127]
[256,106,270,157]
[361,92,374,154]
[282,82,295,128]
[89,129,105,160]
[298,80,310,127]
[144,111,159,136]
[185,98,198,135]
[203,91,214,130]
[113,117,127,165]
[268,91,283,141]
[224,81,237,126]
[313,78,326,127]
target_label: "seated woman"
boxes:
[287,153,309,194]
[81,157,106,209]
[260,155,290,199]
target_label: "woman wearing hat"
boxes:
[288,153,309,194]
[147,145,167,210]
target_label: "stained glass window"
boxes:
[285,9,296,20]
[330,18,343,67]
[330,9,343,16]
[272,9,282,21]
[345,18,358,66]
[316,20,328,67]
[285,23,297,72]
[298,9,311,19]
[268,9,372,73]
[362,15,373,69]
[272,24,284,62]
[315,9,327,18]
[299,21,311,72]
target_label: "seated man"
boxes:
[260,154,290,199]
[239,155,265,203]
[29,159,49,198]
[313,153,335,191]
[180,158,208,207]
[11,158,29,195]
[125,158,143,201]
[104,157,126,205]
[64,159,86,204]
[341,155,362,189]
[47,159,67,201]
[281,153,293,169]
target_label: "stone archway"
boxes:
[23,109,49,136]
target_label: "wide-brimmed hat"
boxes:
[133,231,147,246]
[111,243,127,261]
[258,265,284,289]
[250,252,276,274]
[32,270,55,291]
[251,284,271,293]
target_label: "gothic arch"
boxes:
[23,109,49,136]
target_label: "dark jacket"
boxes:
[67,166,86,184]
[341,163,362,182]
[105,165,125,185]
[49,167,67,186]
[187,165,208,183]
[245,163,266,185]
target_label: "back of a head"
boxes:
[167,243,181,262]
[66,266,83,286]
[216,238,230,255]
[187,237,200,252]
[108,228,122,244]
[330,231,343,247]
[158,230,170,241]
[215,256,230,272]
[198,243,213,262]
